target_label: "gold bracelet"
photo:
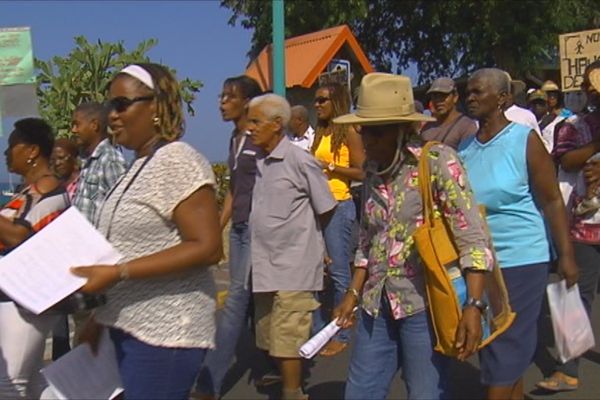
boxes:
[118,263,130,281]
[345,287,361,303]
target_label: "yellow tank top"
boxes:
[314,133,351,201]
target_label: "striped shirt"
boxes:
[73,138,127,224]
[0,184,70,255]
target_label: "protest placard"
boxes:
[559,28,600,92]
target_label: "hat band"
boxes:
[356,103,415,118]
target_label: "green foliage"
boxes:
[221,0,368,58]
[35,36,203,136]
[221,0,600,83]
[356,0,600,82]
[211,162,230,209]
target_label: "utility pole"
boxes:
[272,0,285,96]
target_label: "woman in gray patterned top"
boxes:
[71,63,222,399]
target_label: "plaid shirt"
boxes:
[73,138,127,224]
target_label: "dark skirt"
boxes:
[480,262,549,386]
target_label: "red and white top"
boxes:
[0,183,70,255]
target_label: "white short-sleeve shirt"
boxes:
[94,141,217,348]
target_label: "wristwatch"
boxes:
[328,162,336,172]
[463,297,488,313]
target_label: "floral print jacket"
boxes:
[356,140,494,320]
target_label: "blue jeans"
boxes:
[196,222,252,396]
[313,199,355,343]
[345,307,449,400]
[110,328,206,400]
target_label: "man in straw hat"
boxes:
[331,73,494,399]
[537,61,600,394]
[503,75,551,150]
[527,89,558,152]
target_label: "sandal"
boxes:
[536,372,579,392]
[254,371,282,387]
[318,340,348,357]
[189,391,216,400]
[282,388,309,400]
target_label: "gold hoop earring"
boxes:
[152,116,160,128]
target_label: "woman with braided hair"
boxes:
[311,82,365,356]
[71,63,222,399]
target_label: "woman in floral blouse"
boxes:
[333,73,494,400]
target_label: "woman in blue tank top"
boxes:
[458,68,578,400]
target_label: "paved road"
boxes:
[209,265,600,400]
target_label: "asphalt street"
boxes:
[209,265,600,400]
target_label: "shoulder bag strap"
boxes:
[418,141,440,226]
[439,115,464,144]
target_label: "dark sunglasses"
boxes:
[358,124,398,136]
[106,95,154,113]
[314,96,331,105]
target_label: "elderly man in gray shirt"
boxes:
[246,93,337,400]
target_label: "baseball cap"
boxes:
[427,77,456,94]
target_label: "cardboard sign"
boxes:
[559,28,600,92]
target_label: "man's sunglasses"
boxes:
[314,96,330,105]
[106,95,154,113]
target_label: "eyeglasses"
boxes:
[106,95,154,113]
[314,96,331,105]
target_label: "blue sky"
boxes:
[0,1,254,180]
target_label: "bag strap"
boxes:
[418,141,441,226]
[439,115,464,144]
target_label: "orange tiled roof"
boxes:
[245,25,374,90]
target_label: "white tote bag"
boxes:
[547,280,595,363]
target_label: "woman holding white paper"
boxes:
[71,63,222,400]
[0,118,70,399]
[458,68,577,399]
[331,73,494,400]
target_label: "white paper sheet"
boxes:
[0,207,121,314]
[41,329,124,400]
[299,318,342,359]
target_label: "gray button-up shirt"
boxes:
[250,136,337,292]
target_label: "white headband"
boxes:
[120,65,155,90]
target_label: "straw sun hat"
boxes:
[590,69,600,92]
[541,80,560,92]
[334,73,435,125]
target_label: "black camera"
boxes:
[53,293,107,314]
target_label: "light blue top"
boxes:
[559,108,574,118]
[458,122,550,268]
